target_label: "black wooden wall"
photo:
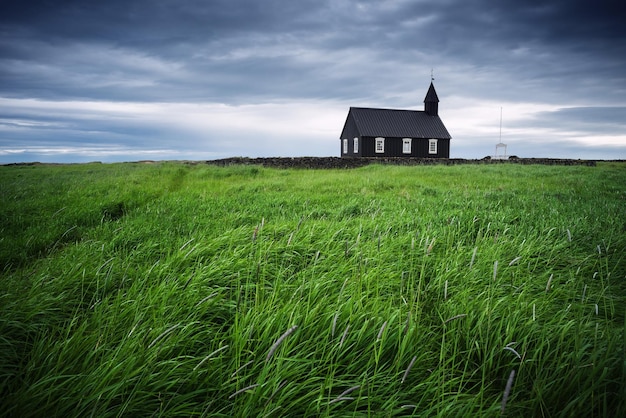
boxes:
[345,137,450,158]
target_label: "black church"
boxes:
[340,82,451,158]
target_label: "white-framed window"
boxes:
[353,137,359,153]
[375,137,385,153]
[428,139,438,155]
[402,138,412,154]
[343,139,348,154]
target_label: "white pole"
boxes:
[499,107,502,143]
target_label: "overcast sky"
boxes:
[1,0,625,163]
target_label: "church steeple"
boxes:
[424,81,439,116]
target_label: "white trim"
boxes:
[375,137,385,153]
[428,139,438,155]
[353,137,359,154]
[343,138,348,154]
[402,138,412,154]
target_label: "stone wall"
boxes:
[204,157,598,168]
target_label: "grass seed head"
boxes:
[426,238,435,254]
[470,247,478,268]
[194,345,229,371]
[501,369,516,414]
[377,321,387,341]
[508,256,521,266]
[403,311,411,335]
[401,356,417,384]
[444,313,467,324]
[266,325,298,362]
[545,274,553,293]
[329,396,354,404]
[503,345,521,360]
[229,384,260,399]
[252,226,259,241]
[337,385,360,398]
[231,360,254,378]
[339,324,350,348]
[331,312,339,337]
[147,323,181,349]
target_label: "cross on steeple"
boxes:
[431,68,434,81]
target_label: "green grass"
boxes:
[1,161,625,417]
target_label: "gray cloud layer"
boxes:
[1,0,625,162]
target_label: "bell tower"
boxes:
[424,81,439,116]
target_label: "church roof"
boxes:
[344,107,451,139]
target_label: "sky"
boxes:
[1,0,625,163]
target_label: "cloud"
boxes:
[1,0,625,162]
[0,97,346,161]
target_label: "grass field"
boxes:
[1,161,625,417]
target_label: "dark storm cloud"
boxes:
[2,0,624,102]
[1,1,354,103]
[510,106,626,140]
[1,0,625,162]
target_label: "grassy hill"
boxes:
[1,162,625,417]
